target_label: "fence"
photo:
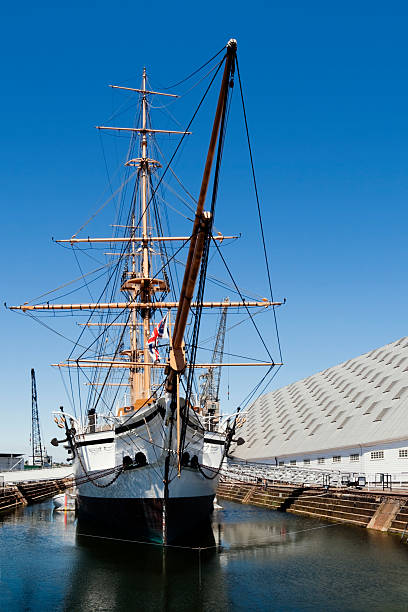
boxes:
[224,461,408,491]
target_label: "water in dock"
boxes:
[1,499,408,611]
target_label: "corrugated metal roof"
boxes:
[233,336,408,460]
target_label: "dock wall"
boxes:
[0,478,72,515]
[217,479,408,535]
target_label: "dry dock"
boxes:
[0,469,72,515]
[217,478,408,536]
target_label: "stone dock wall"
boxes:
[217,479,408,535]
[0,478,72,515]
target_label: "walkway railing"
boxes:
[224,460,408,491]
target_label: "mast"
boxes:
[121,68,170,403]
[139,69,151,400]
[129,211,141,401]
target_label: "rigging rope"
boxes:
[71,170,138,239]
[236,57,283,364]
[26,264,110,305]
[133,55,226,233]
[161,46,226,90]
[241,364,283,409]
[211,237,275,363]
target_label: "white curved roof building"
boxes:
[234,337,408,476]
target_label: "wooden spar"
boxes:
[109,85,179,98]
[78,322,144,326]
[171,211,210,372]
[51,361,166,366]
[11,300,280,311]
[176,373,181,477]
[169,40,237,383]
[78,322,174,327]
[54,361,282,368]
[85,382,130,386]
[55,235,238,244]
[96,126,191,135]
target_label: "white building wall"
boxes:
[270,439,408,477]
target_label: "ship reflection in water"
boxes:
[2,499,408,611]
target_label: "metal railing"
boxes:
[223,461,408,490]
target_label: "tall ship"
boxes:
[9,39,283,544]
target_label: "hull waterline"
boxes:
[77,493,215,544]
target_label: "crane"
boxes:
[31,368,44,467]
[199,298,228,430]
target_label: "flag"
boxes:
[148,343,160,363]
[147,314,169,363]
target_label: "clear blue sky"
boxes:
[2,1,408,459]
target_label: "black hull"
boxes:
[76,494,215,545]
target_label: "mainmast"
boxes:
[122,68,171,403]
[129,210,141,401]
[140,68,152,400]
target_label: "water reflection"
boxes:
[219,516,306,551]
[2,499,408,611]
[68,518,222,611]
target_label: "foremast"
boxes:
[125,68,160,403]
[140,69,151,401]
[118,68,186,404]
